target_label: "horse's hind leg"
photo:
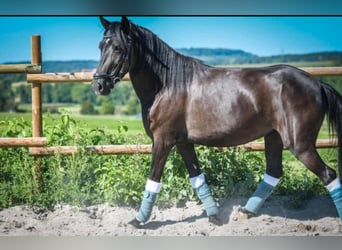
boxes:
[292,146,336,185]
[290,145,342,218]
[176,143,221,225]
[243,131,284,215]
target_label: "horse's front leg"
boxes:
[129,140,172,228]
[176,144,221,225]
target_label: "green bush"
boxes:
[0,119,37,207]
[80,100,98,115]
[0,113,337,209]
[99,100,115,115]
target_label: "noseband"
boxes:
[93,32,132,84]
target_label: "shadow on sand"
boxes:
[139,195,339,229]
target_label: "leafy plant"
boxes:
[0,113,339,209]
[0,118,36,207]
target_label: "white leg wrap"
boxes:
[263,173,281,187]
[145,179,163,193]
[326,178,342,192]
[190,173,205,189]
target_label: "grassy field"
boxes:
[0,112,145,134]
[0,110,332,138]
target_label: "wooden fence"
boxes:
[0,35,46,148]
[0,35,341,156]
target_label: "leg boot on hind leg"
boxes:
[243,173,281,216]
[190,174,222,225]
[327,178,342,219]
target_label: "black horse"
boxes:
[92,16,342,228]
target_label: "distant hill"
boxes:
[4,49,342,73]
[177,48,342,66]
[1,60,99,73]
[177,48,258,65]
[249,51,342,65]
[42,60,99,73]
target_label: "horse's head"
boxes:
[92,16,132,95]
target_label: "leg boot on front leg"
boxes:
[129,138,172,228]
[129,179,162,228]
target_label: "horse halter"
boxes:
[93,32,132,85]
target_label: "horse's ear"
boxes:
[121,16,130,35]
[100,16,110,30]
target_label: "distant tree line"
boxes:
[178,49,342,66]
[0,74,17,112]
[2,50,342,114]
[2,74,342,116]
[0,73,140,115]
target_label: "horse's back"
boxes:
[185,64,324,147]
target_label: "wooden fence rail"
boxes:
[0,137,47,147]
[28,139,338,156]
[27,72,130,83]
[0,64,41,74]
[26,67,342,83]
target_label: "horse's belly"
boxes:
[187,127,267,147]
[186,112,272,147]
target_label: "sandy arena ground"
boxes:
[1,195,342,236]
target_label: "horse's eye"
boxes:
[113,46,121,52]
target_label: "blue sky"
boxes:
[1,16,342,63]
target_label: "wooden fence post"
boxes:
[30,35,43,188]
[31,35,42,137]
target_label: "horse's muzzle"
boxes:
[93,72,122,95]
[92,78,114,96]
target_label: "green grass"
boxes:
[0,112,144,131]
[0,111,333,141]
[0,112,149,142]
[73,115,143,132]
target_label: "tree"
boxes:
[42,84,54,103]
[52,83,73,103]
[71,83,97,104]
[99,99,115,115]
[124,94,141,115]
[80,99,98,115]
[13,84,31,103]
[0,77,16,111]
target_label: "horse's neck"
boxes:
[129,48,166,102]
[128,31,202,106]
[130,72,160,103]
[129,73,159,137]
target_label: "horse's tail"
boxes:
[320,81,342,180]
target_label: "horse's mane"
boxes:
[130,23,210,93]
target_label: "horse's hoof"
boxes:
[237,206,255,219]
[128,218,144,229]
[208,215,223,226]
